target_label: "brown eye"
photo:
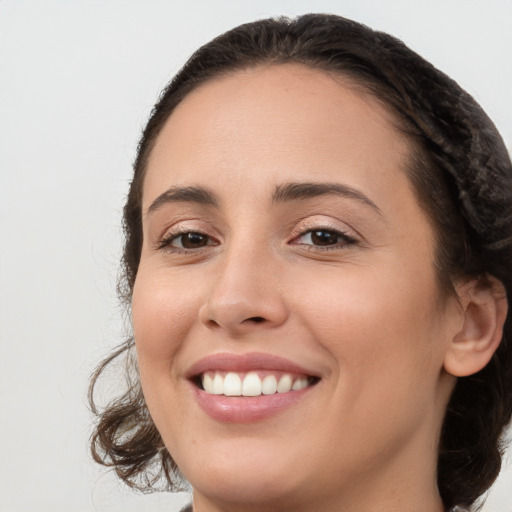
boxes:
[158,228,219,253]
[294,228,357,250]
[172,232,210,249]
[299,229,343,246]
[310,230,340,246]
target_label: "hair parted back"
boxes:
[89,13,512,509]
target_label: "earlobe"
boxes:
[444,275,508,377]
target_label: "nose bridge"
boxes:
[200,234,287,333]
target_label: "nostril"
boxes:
[206,319,220,328]
[247,316,265,323]
[203,315,267,330]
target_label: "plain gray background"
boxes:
[1,1,511,511]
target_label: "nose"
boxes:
[199,246,288,336]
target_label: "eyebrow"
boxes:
[272,182,381,213]
[147,186,219,215]
[146,181,381,215]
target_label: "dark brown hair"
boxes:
[89,14,512,509]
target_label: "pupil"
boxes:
[311,230,338,246]
[182,232,207,248]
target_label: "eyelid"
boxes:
[153,216,362,253]
[155,220,220,251]
[287,216,362,252]
[291,227,357,249]
[160,230,216,249]
[289,217,360,241]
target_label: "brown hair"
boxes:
[89,14,512,509]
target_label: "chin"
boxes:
[176,440,311,509]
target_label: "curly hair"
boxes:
[89,14,512,509]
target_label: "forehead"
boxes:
[143,63,413,207]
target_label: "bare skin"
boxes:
[131,64,494,512]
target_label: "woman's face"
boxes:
[132,64,460,511]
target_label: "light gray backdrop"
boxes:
[1,1,511,511]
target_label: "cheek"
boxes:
[296,260,444,377]
[131,267,202,440]
[297,264,448,447]
[132,267,199,375]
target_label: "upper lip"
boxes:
[185,352,320,379]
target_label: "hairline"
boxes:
[134,61,457,300]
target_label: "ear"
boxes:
[444,274,508,377]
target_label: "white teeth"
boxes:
[261,375,277,395]
[276,374,292,393]
[223,372,242,396]
[242,372,262,397]
[212,373,224,394]
[203,373,213,393]
[201,371,311,396]
[292,377,308,391]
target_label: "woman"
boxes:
[90,14,512,512]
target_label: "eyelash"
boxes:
[157,228,218,253]
[291,226,358,251]
[157,224,358,254]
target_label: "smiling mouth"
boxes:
[195,371,319,397]
[188,353,321,422]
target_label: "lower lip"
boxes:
[192,384,314,423]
